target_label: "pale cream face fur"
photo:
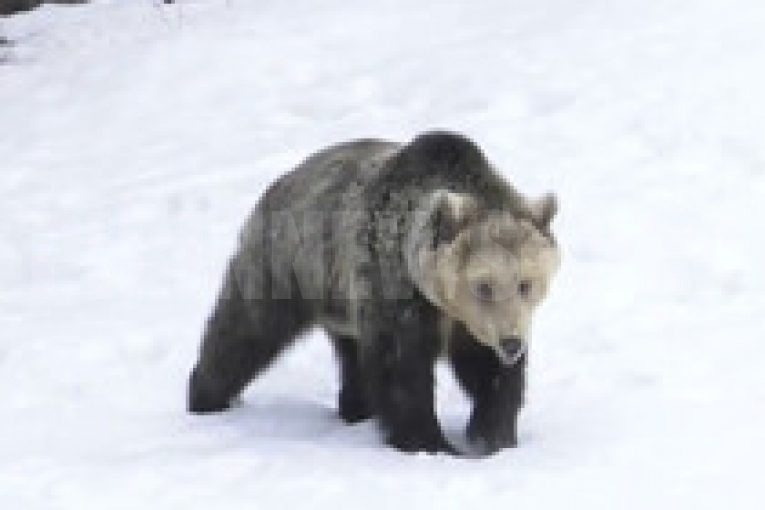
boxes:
[408,191,560,365]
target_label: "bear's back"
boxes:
[235,139,400,316]
[260,139,400,215]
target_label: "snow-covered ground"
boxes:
[2,0,764,508]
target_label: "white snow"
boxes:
[2,0,764,508]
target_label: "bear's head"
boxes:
[406,190,560,364]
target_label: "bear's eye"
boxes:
[472,280,496,302]
[518,280,532,298]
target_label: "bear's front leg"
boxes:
[450,329,526,455]
[331,335,373,424]
[365,326,456,455]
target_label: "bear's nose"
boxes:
[499,337,524,361]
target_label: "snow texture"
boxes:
[1,0,764,508]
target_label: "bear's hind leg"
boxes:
[331,336,372,424]
[188,270,309,414]
[449,327,526,455]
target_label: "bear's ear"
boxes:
[427,190,477,247]
[529,193,558,230]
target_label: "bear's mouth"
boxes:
[497,337,526,365]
